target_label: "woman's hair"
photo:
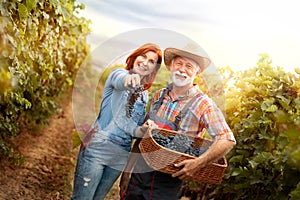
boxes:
[125,43,162,90]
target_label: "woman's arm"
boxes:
[119,139,141,199]
[108,68,128,90]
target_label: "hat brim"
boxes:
[164,48,211,72]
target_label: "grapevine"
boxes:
[0,0,90,162]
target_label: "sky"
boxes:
[75,0,300,72]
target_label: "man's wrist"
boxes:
[196,156,208,168]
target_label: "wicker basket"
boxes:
[139,128,227,184]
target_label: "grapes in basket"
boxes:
[151,130,208,157]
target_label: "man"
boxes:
[120,44,236,200]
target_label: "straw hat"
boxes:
[164,43,211,72]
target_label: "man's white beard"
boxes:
[171,71,193,87]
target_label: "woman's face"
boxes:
[132,51,158,78]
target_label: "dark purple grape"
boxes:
[125,86,144,118]
[151,130,209,157]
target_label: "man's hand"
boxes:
[172,139,236,180]
[172,158,205,180]
[124,74,140,87]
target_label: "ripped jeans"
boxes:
[71,132,130,200]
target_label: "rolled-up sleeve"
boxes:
[202,104,236,142]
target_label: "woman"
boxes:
[71,43,162,200]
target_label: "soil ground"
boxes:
[0,94,120,200]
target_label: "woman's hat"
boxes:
[164,43,211,72]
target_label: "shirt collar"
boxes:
[167,83,201,98]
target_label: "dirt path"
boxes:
[0,92,188,200]
[0,94,78,200]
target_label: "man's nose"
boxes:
[178,66,186,72]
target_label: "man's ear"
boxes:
[195,69,201,76]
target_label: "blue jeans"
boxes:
[71,133,130,200]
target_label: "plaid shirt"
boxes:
[149,84,236,142]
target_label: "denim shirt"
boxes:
[93,68,147,147]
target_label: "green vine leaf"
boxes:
[26,0,37,12]
[229,155,244,163]
[266,104,278,112]
[231,167,243,176]
[18,3,28,19]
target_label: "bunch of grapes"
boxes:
[184,145,208,157]
[125,86,144,118]
[151,130,208,157]
[166,134,194,154]
[152,131,174,147]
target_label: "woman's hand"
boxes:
[124,74,140,87]
[119,172,131,200]
[135,123,149,138]
[146,119,159,129]
[119,140,141,199]
[135,119,159,138]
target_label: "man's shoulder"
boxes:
[192,92,216,107]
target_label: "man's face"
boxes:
[169,56,199,87]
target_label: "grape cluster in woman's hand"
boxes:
[125,86,144,118]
